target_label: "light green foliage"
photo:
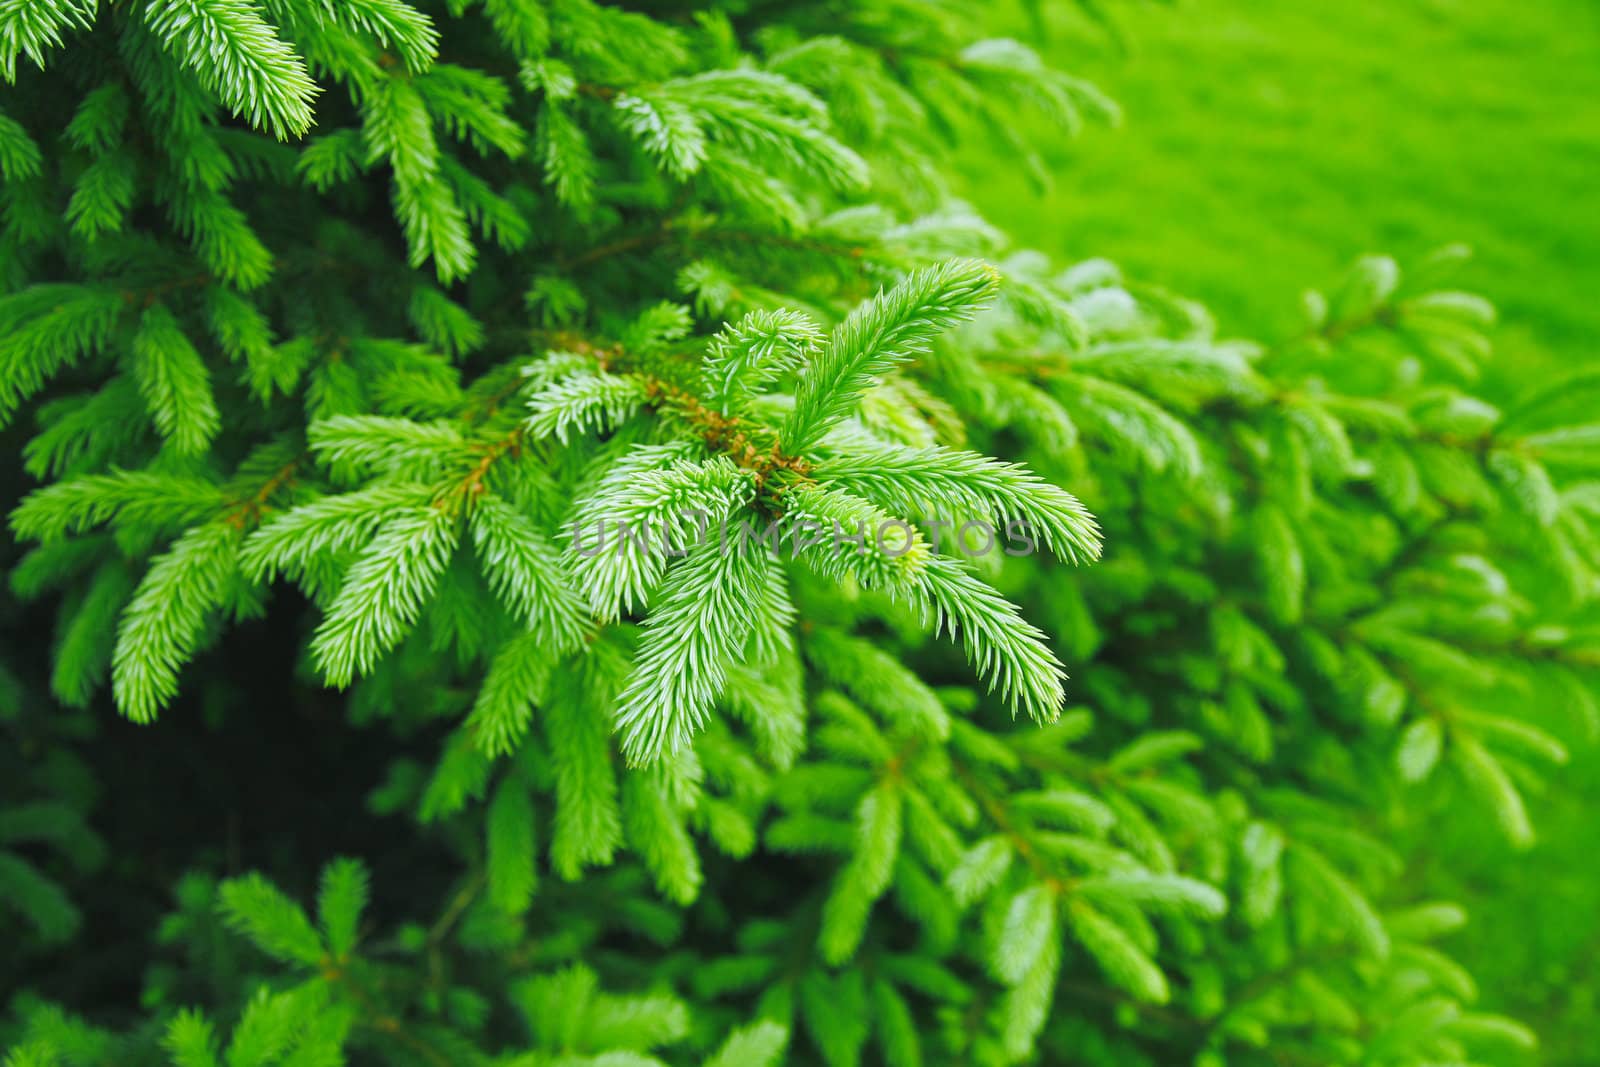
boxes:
[217,871,326,966]
[615,539,769,764]
[309,503,459,687]
[702,309,824,415]
[1,2,1596,1067]
[782,259,1001,453]
[0,0,97,81]
[486,774,538,914]
[130,305,221,456]
[112,522,242,723]
[0,286,125,425]
[315,857,368,960]
[143,0,320,140]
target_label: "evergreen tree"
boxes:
[2,1,1597,1065]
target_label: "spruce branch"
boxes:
[812,442,1102,564]
[310,503,459,687]
[240,483,432,584]
[143,0,320,140]
[0,107,42,180]
[0,286,126,427]
[0,0,97,81]
[782,259,1002,453]
[702,308,825,415]
[300,0,439,72]
[909,557,1068,724]
[130,304,222,456]
[0,6,1578,1062]
[614,538,769,765]
[564,452,754,620]
[469,492,587,648]
[524,369,649,444]
[779,484,930,589]
[111,521,243,723]
[11,471,224,543]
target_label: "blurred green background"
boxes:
[971,0,1600,388]
[963,0,1600,1060]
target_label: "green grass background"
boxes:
[972,0,1600,387]
[962,1,1600,1059]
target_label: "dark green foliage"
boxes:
[1,2,1597,1066]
